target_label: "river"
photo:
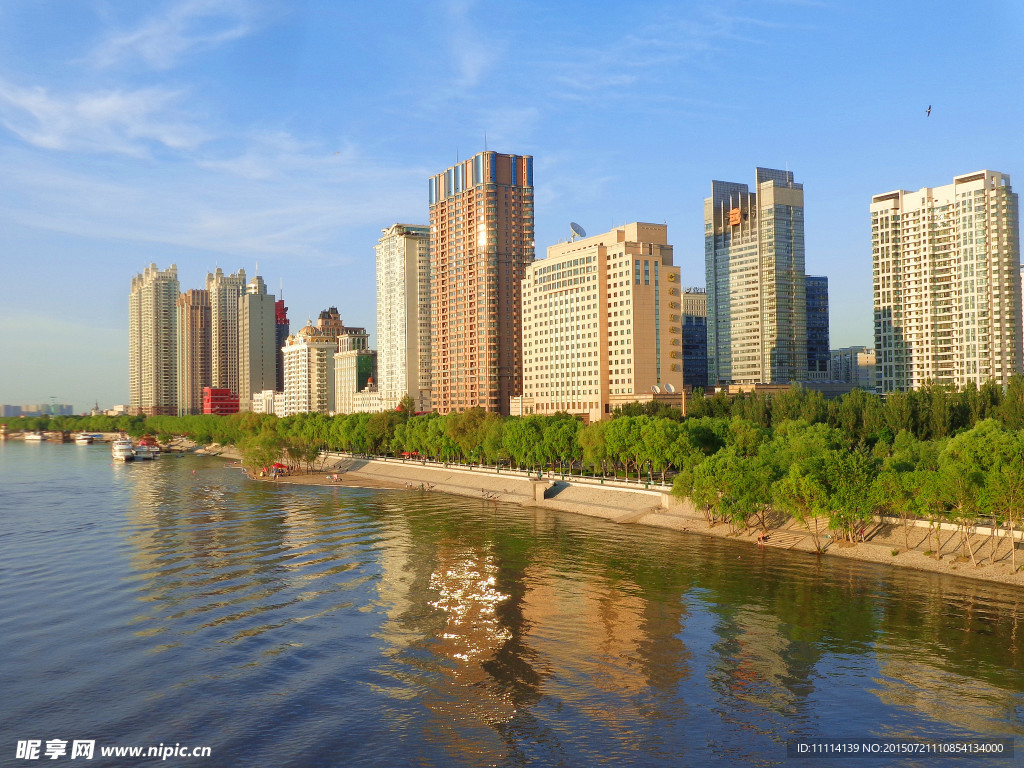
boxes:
[1,440,1022,766]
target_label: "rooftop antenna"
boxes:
[279,278,283,299]
[484,131,488,152]
[569,222,586,242]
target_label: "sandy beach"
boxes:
[196,445,1024,589]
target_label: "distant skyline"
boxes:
[2,1,1023,410]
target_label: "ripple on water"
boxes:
[3,445,1024,767]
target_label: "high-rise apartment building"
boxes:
[206,267,246,397]
[129,263,179,415]
[428,151,535,414]
[237,275,278,412]
[281,323,337,417]
[706,168,807,385]
[681,289,708,389]
[375,223,431,412]
[176,289,210,415]
[516,223,683,422]
[279,308,350,416]
[806,275,830,381]
[872,170,1021,391]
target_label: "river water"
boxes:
[1,441,1023,767]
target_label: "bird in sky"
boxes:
[926,105,932,116]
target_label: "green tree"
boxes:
[981,432,1024,570]
[640,418,679,483]
[937,461,982,565]
[872,469,919,552]
[542,416,582,474]
[823,450,876,542]
[238,427,284,475]
[578,420,608,475]
[773,464,829,551]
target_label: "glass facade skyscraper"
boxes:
[805,275,830,380]
[705,168,807,385]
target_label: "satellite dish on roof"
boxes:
[665,383,676,393]
[651,385,661,394]
[569,222,586,241]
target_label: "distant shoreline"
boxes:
[196,444,1024,590]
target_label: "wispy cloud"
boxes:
[0,77,207,155]
[195,130,331,180]
[543,3,808,101]
[0,136,429,264]
[443,0,499,89]
[90,0,259,70]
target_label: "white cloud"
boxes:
[541,3,800,102]
[0,77,207,156]
[0,136,429,264]
[443,0,498,89]
[90,0,259,70]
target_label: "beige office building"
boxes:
[206,267,246,397]
[280,308,355,416]
[513,223,683,422]
[237,275,277,412]
[129,263,179,416]
[706,168,807,385]
[428,151,535,414]
[281,322,337,416]
[176,288,210,415]
[872,170,1021,391]
[375,223,431,412]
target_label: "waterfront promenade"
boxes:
[206,445,1024,589]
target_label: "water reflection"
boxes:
[99,453,1024,763]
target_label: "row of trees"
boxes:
[685,378,1024,442]
[12,376,1024,448]
[676,417,1024,565]
[10,379,1024,566]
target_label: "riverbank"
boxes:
[211,450,1024,589]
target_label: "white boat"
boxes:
[111,439,135,462]
[24,432,46,442]
[74,433,94,445]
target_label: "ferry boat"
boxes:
[111,438,135,462]
[24,432,46,442]
[133,435,160,460]
[74,433,94,445]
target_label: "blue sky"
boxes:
[1,0,1022,410]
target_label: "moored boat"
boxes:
[133,435,160,460]
[111,438,135,462]
[24,432,46,442]
[74,433,94,445]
